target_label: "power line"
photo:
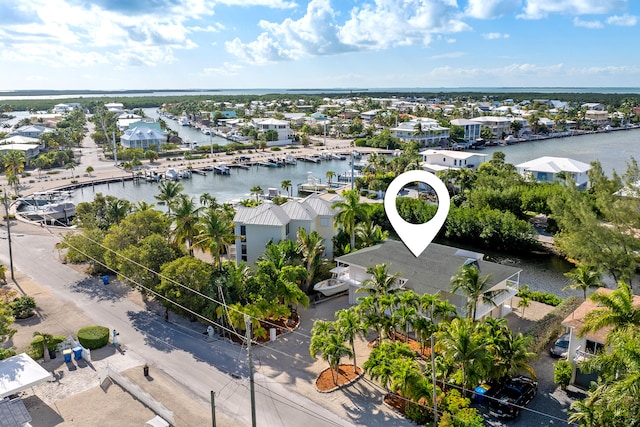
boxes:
[59,230,576,425]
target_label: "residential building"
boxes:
[335,240,521,319]
[119,126,167,149]
[10,125,52,139]
[515,156,591,189]
[0,135,44,151]
[561,288,640,388]
[390,119,450,147]
[233,194,337,265]
[585,110,609,124]
[0,144,40,162]
[469,116,512,139]
[450,119,482,142]
[250,118,293,146]
[421,149,487,173]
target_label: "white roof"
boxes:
[422,149,487,160]
[0,144,39,151]
[421,163,451,172]
[234,203,290,226]
[303,194,334,216]
[282,200,315,221]
[516,156,591,174]
[0,135,39,145]
[0,353,53,398]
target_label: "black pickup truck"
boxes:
[486,375,538,418]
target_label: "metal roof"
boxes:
[336,240,521,295]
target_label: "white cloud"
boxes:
[202,62,243,76]
[607,14,637,26]
[217,0,297,8]
[465,0,521,19]
[573,17,604,29]
[519,0,627,20]
[189,24,225,33]
[482,32,510,39]
[430,51,465,59]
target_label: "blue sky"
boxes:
[1,0,638,90]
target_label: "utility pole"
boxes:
[431,334,438,426]
[350,151,355,190]
[2,189,15,281]
[244,315,257,427]
[112,131,118,166]
[211,390,216,427]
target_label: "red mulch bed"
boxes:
[316,364,363,392]
[368,331,432,358]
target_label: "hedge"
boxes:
[77,326,110,349]
[517,286,563,306]
[28,335,65,359]
[524,296,582,354]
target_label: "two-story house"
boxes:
[390,119,450,148]
[233,194,336,265]
[469,116,512,139]
[449,119,482,143]
[120,126,167,149]
[250,118,293,146]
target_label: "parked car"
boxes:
[550,333,570,358]
[485,375,538,418]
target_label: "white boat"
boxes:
[313,278,349,297]
[165,168,179,181]
[202,128,211,135]
[331,152,347,160]
[179,169,191,179]
[20,201,76,224]
[179,115,190,126]
[302,154,321,163]
[213,164,231,175]
[284,154,297,165]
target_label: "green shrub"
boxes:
[28,334,65,359]
[405,401,432,425]
[367,193,378,199]
[11,296,36,319]
[554,359,572,390]
[517,285,563,306]
[270,146,281,151]
[0,348,16,360]
[77,326,110,349]
[524,296,581,354]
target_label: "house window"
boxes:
[241,255,247,262]
[241,245,247,255]
[585,340,604,354]
[286,223,290,236]
[240,225,246,236]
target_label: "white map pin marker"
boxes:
[384,170,450,257]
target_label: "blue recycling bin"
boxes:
[63,349,72,363]
[72,346,83,361]
[101,275,109,285]
[474,384,491,403]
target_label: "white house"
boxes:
[10,125,52,139]
[250,118,293,146]
[0,135,44,150]
[450,119,482,142]
[233,194,337,265]
[515,156,591,189]
[421,149,487,173]
[335,240,521,319]
[469,116,512,139]
[561,288,640,388]
[390,119,450,147]
[0,144,40,162]
[120,126,167,149]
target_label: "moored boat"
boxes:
[313,278,349,297]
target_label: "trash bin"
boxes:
[101,275,109,285]
[72,346,83,361]
[474,384,490,403]
[63,349,72,363]
[143,365,149,376]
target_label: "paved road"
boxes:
[0,231,360,427]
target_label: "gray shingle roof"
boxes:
[233,203,290,226]
[336,240,521,295]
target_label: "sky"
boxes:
[1,0,639,91]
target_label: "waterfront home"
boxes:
[585,109,609,125]
[420,149,487,173]
[390,118,450,147]
[450,119,482,142]
[10,125,53,139]
[0,135,44,151]
[335,240,522,320]
[105,102,125,114]
[250,118,293,146]
[469,116,512,139]
[120,126,167,149]
[515,156,591,189]
[233,194,337,265]
[0,144,40,163]
[560,288,640,388]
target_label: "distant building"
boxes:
[10,125,52,139]
[120,126,167,149]
[233,194,337,265]
[250,118,293,146]
[450,119,482,142]
[515,156,591,189]
[0,144,40,162]
[469,116,512,139]
[390,119,450,147]
[421,149,487,173]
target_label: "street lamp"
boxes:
[2,189,15,281]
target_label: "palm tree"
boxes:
[296,228,325,293]
[250,185,263,202]
[3,150,25,177]
[85,166,94,176]
[199,193,219,208]
[65,162,76,178]
[580,281,640,336]
[358,264,401,341]
[193,207,236,267]
[335,307,366,371]
[155,180,183,215]
[450,264,502,320]
[33,331,53,362]
[436,318,490,394]
[563,264,603,299]
[280,179,292,197]
[332,189,369,251]
[482,317,535,381]
[354,221,388,249]
[171,194,201,255]
[309,321,353,385]
[325,170,336,186]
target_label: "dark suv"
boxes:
[486,375,537,418]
